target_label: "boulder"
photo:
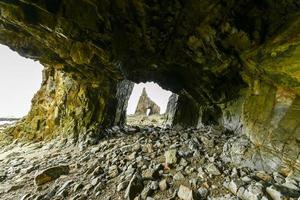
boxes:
[34,165,70,186]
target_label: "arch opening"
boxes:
[126,82,173,126]
[0,45,43,127]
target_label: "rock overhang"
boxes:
[1,0,299,101]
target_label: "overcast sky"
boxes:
[127,82,172,115]
[0,44,43,118]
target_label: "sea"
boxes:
[0,121,13,125]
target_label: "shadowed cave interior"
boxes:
[0,1,300,199]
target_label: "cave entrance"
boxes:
[0,44,43,127]
[126,82,172,127]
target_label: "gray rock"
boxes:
[6,184,24,192]
[142,168,159,180]
[57,180,74,197]
[0,170,6,182]
[178,185,198,200]
[282,178,299,190]
[117,181,129,192]
[73,183,84,192]
[141,183,154,199]
[223,179,245,194]
[149,181,159,190]
[124,172,144,200]
[165,149,178,165]
[20,193,31,200]
[242,182,264,200]
[108,165,119,178]
[266,186,282,200]
[91,177,101,186]
[159,179,168,191]
[205,163,221,176]
[92,166,103,176]
[20,165,35,174]
[174,172,185,181]
[197,187,208,198]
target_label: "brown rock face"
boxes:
[135,88,160,116]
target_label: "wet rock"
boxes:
[34,165,69,186]
[124,172,144,200]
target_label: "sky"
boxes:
[127,82,172,115]
[0,44,43,118]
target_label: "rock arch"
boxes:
[135,88,160,116]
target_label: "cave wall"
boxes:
[113,80,134,126]
[242,81,300,178]
[8,65,130,141]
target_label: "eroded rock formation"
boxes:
[0,1,299,178]
[135,88,160,116]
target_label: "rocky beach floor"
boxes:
[0,125,299,200]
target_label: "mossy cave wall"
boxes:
[0,1,299,177]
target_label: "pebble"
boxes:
[1,125,299,200]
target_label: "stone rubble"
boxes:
[0,125,299,200]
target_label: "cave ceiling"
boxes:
[0,0,300,104]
